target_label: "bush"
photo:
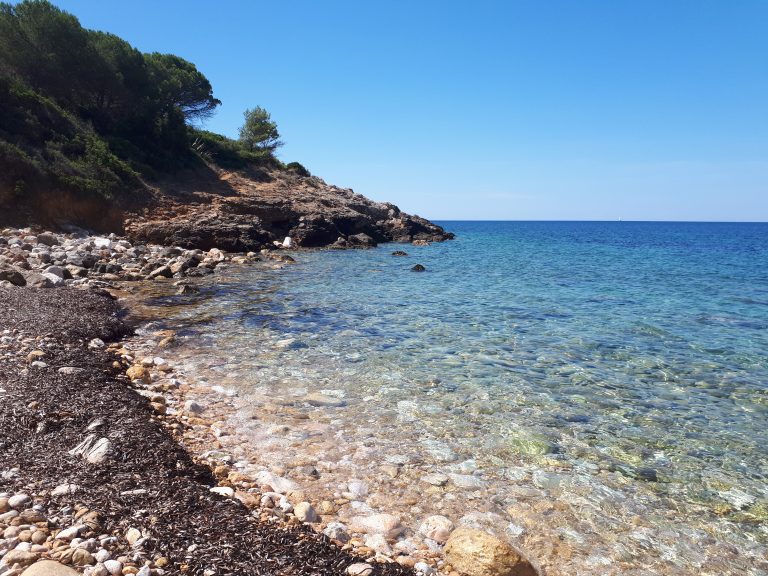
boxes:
[285,161,311,177]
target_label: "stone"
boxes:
[43,266,69,279]
[68,435,111,464]
[1,550,39,567]
[364,533,392,555]
[0,266,26,286]
[124,528,141,547]
[282,236,294,248]
[348,514,404,540]
[57,367,85,376]
[55,525,85,541]
[210,487,234,498]
[125,365,151,384]
[293,502,318,523]
[323,522,350,543]
[444,528,538,576]
[19,560,80,575]
[411,264,426,272]
[345,480,368,500]
[303,393,346,408]
[36,233,59,247]
[391,250,408,256]
[92,238,111,249]
[148,265,173,279]
[419,515,454,543]
[348,233,377,247]
[449,474,487,489]
[346,563,374,576]
[24,273,54,288]
[7,494,31,509]
[421,473,449,486]
[103,560,122,575]
[255,471,298,494]
[72,549,95,566]
[183,400,204,414]
[40,272,64,286]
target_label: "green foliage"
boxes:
[238,106,282,152]
[146,53,221,122]
[0,75,139,202]
[190,129,276,169]
[0,0,302,212]
[285,161,311,177]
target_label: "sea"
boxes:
[135,221,768,575]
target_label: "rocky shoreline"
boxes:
[0,228,538,576]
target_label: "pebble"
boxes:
[103,560,122,575]
[7,495,31,510]
[421,473,449,487]
[419,515,455,543]
[348,514,404,539]
[293,502,318,523]
[346,563,374,576]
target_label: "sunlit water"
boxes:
[134,221,768,575]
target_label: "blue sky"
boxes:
[51,1,767,221]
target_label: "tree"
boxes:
[238,106,282,152]
[145,53,221,123]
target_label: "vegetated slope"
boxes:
[0,0,453,246]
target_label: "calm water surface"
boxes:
[138,221,768,575]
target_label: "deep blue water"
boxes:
[143,221,768,573]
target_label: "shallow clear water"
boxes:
[138,221,768,575]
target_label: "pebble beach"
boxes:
[0,227,536,576]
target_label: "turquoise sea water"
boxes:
[141,221,768,575]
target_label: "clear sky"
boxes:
[49,1,768,221]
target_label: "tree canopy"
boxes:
[238,107,283,152]
[0,0,296,210]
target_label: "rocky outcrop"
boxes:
[125,166,453,251]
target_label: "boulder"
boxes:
[348,233,377,247]
[411,264,426,272]
[444,528,537,576]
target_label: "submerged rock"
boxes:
[444,528,538,576]
[411,264,426,272]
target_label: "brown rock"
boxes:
[2,549,41,568]
[126,365,151,383]
[444,528,538,576]
[71,549,95,566]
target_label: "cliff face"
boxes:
[125,165,453,251]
